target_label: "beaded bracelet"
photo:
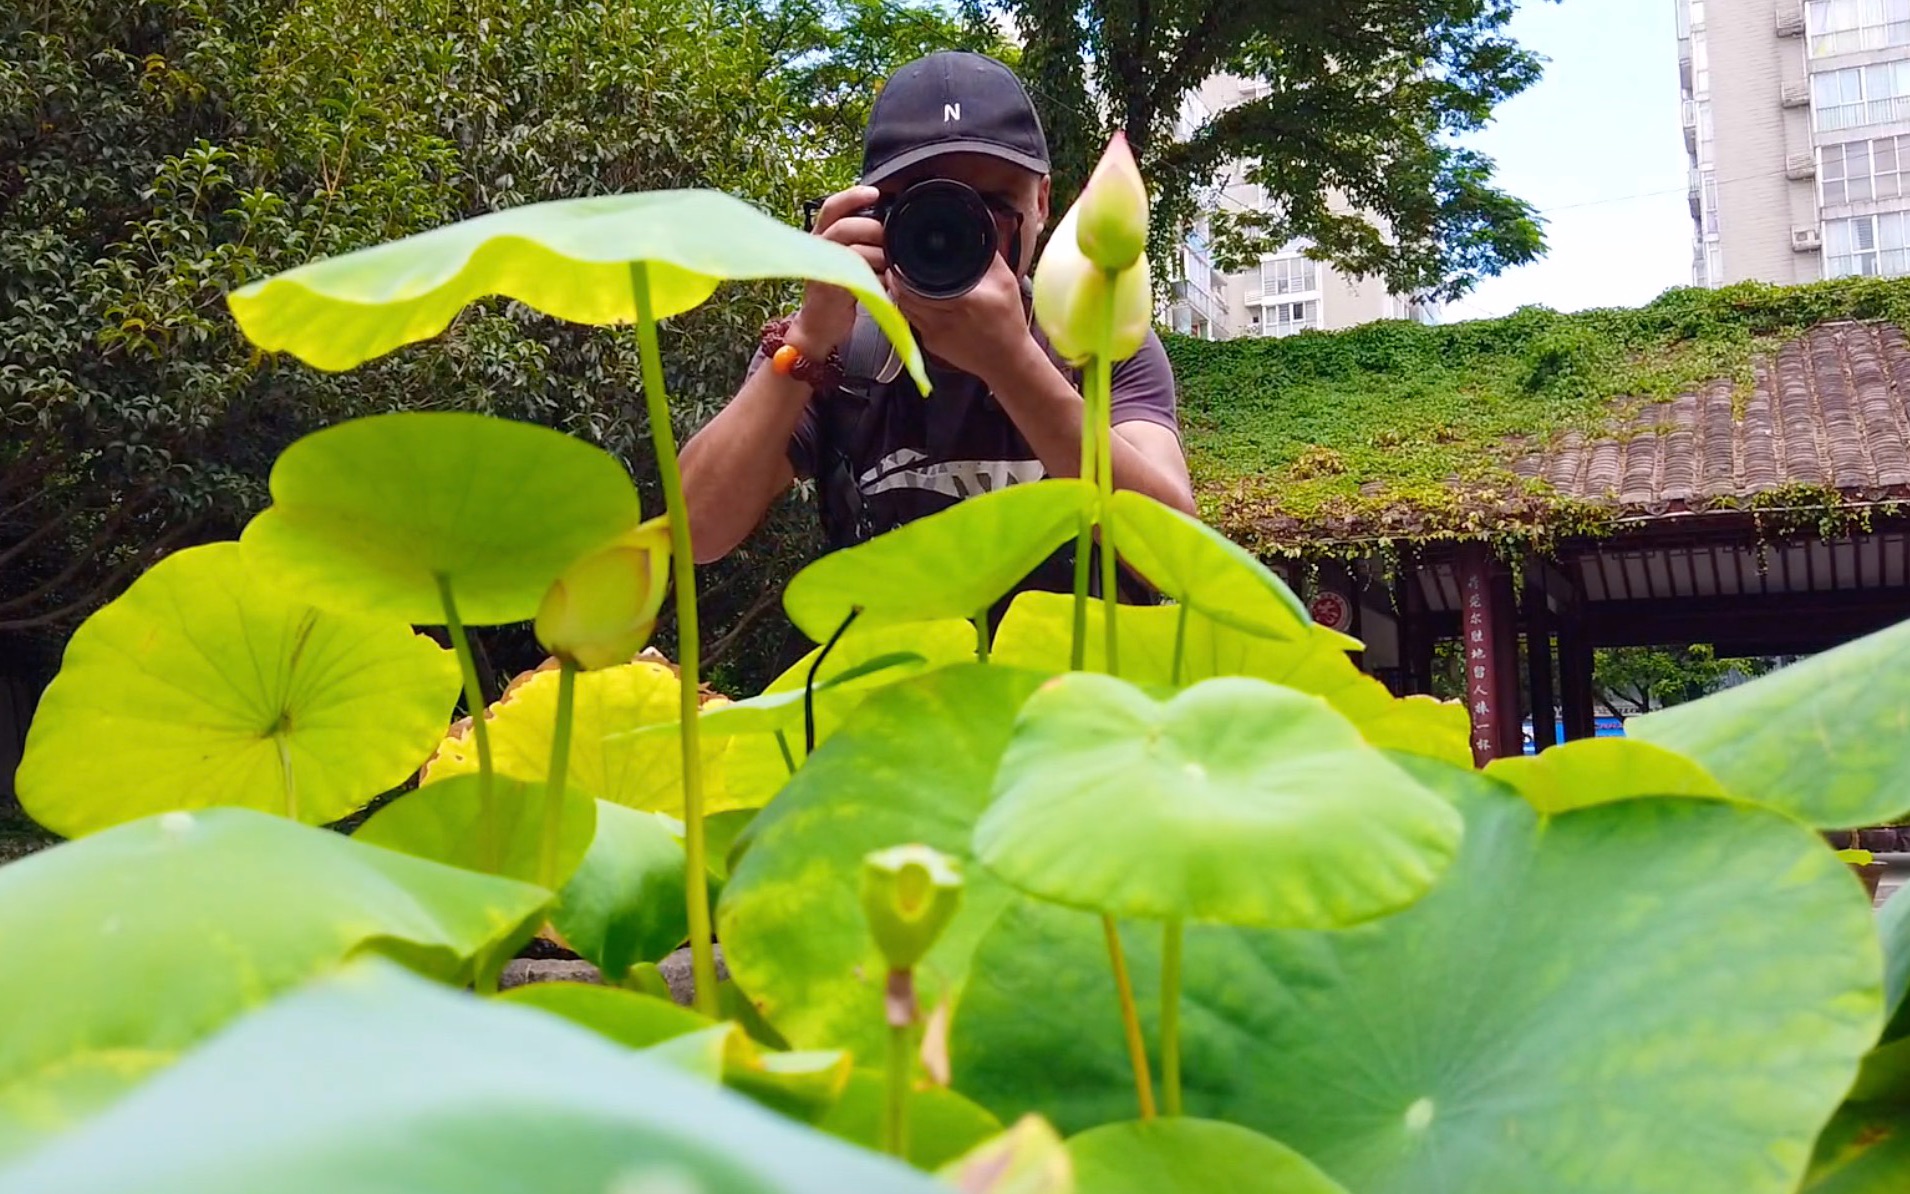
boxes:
[760,317,845,392]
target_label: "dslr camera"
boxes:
[805,179,1013,300]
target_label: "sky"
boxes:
[1455,0,1694,320]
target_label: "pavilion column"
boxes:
[1557,594,1596,741]
[1524,564,1558,752]
[1455,544,1524,765]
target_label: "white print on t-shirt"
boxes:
[858,448,1046,500]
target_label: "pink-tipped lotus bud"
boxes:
[1074,132,1149,271]
[1034,205,1153,365]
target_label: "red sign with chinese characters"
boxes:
[1460,563,1499,767]
[1308,590,1353,632]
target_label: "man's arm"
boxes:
[679,187,888,565]
[979,335,1195,514]
[678,360,810,565]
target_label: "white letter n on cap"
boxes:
[944,102,962,122]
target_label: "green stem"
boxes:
[436,574,498,871]
[1091,280,1119,675]
[1162,917,1184,1117]
[1102,913,1157,1119]
[1171,601,1189,687]
[275,733,297,821]
[631,261,717,1018]
[974,606,991,662]
[538,659,578,890]
[774,729,797,775]
[1069,367,1097,670]
[881,966,916,1157]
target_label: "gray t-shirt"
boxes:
[758,309,1180,605]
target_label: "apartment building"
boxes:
[1682,0,1910,285]
[1165,76,1438,339]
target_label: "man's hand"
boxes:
[793,186,886,357]
[888,250,1037,386]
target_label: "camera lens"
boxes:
[884,180,999,300]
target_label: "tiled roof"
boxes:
[1512,321,1910,516]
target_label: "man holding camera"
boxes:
[681,51,1194,602]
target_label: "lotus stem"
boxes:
[1161,917,1184,1116]
[1171,601,1190,687]
[436,574,499,871]
[538,658,578,890]
[630,261,717,1018]
[1102,913,1157,1119]
[1070,336,1099,671]
[806,608,861,754]
[882,968,916,1158]
[1092,280,1119,675]
[774,729,797,775]
[974,606,990,662]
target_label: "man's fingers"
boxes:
[821,215,884,249]
[812,187,880,235]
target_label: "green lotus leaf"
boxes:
[0,809,547,1156]
[1801,1102,1910,1193]
[352,774,595,889]
[498,980,709,1046]
[1484,738,1729,814]
[717,664,1046,1055]
[1068,1119,1345,1194]
[1629,618,1910,828]
[227,189,926,389]
[423,659,737,814]
[511,984,857,1127]
[241,412,642,625]
[1104,490,1309,640]
[782,480,1096,642]
[720,620,979,813]
[0,960,948,1194]
[989,592,1469,766]
[937,1115,1074,1194]
[550,801,697,979]
[951,762,1881,1194]
[818,1070,1003,1170]
[973,673,1461,927]
[16,542,459,836]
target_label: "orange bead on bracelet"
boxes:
[770,344,804,376]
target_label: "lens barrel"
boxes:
[882,179,999,300]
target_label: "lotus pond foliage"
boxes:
[4,142,1910,1194]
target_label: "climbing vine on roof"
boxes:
[1167,275,1910,557]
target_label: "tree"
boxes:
[2,0,982,697]
[979,0,1550,300]
[1592,646,1774,715]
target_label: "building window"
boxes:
[1808,0,1910,57]
[1825,210,1910,275]
[1692,35,1710,95]
[1813,60,1910,131]
[1822,135,1910,203]
[1261,256,1318,297]
[1700,170,1721,234]
[1690,0,1706,27]
[1255,300,1319,338]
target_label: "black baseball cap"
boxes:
[862,51,1051,186]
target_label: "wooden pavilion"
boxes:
[1172,283,1910,766]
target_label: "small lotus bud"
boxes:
[1074,132,1149,271]
[1034,207,1153,366]
[535,516,672,671]
[861,844,963,972]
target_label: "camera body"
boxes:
[811,179,1004,300]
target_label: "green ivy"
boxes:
[1167,275,1910,558]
